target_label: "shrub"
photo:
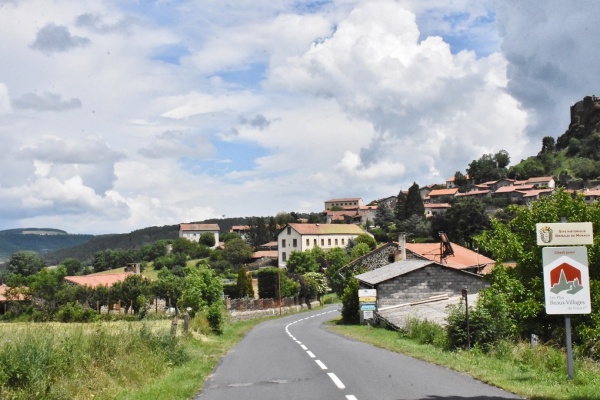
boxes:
[403,318,447,348]
[341,278,360,324]
[207,302,226,335]
[55,302,98,323]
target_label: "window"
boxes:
[282,239,286,247]
[287,227,291,234]
[328,238,331,246]
[314,239,317,246]
[321,239,324,246]
[335,239,338,245]
[306,239,309,246]
[342,238,345,245]
[293,239,297,247]
[282,252,287,261]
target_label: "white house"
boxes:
[179,223,220,248]
[277,223,369,267]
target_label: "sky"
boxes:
[1,0,600,235]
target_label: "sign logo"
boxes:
[538,225,553,243]
[549,263,584,295]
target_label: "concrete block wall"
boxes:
[377,265,489,307]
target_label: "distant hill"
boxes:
[0,228,94,263]
[41,217,251,265]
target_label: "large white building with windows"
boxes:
[277,223,369,268]
[179,223,220,248]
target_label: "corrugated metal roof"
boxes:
[355,259,433,285]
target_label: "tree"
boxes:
[540,136,556,154]
[152,268,184,311]
[247,216,270,248]
[7,251,47,276]
[286,250,319,274]
[199,232,216,247]
[467,151,510,183]
[433,198,490,247]
[475,189,600,348]
[323,248,350,297]
[222,237,253,267]
[236,266,254,298]
[404,182,425,219]
[111,274,152,315]
[395,189,408,221]
[350,243,371,259]
[179,265,223,317]
[61,258,83,276]
[353,233,377,251]
[374,203,396,233]
[341,277,360,324]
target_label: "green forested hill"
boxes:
[41,217,251,265]
[0,229,95,263]
[41,225,180,265]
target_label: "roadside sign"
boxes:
[358,289,376,297]
[360,303,376,311]
[358,296,376,303]
[542,246,591,314]
[362,310,374,319]
[536,222,593,246]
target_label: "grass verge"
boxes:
[327,319,600,400]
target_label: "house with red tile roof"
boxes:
[64,272,133,288]
[179,223,220,248]
[583,189,600,203]
[348,240,495,275]
[525,176,555,188]
[425,188,459,203]
[277,223,369,268]
[424,203,451,217]
[324,197,364,210]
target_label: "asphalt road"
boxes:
[196,305,522,400]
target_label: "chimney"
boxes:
[396,232,407,261]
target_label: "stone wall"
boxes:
[350,243,422,272]
[377,264,489,307]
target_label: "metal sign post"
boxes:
[462,287,470,350]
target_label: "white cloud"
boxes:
[0,0,592,235]
[496,0,600,147]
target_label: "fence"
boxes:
[227,296,304,311]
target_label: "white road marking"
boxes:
[300,345,307,350]
[346,396,358,400]
[315,360,327,369]
[327,372,345,389]
[307,351,315,358]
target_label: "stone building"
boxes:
[355,259,488,307]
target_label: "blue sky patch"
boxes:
[151,43,190,65]
[214,62,267,87]
[181,138,269,176]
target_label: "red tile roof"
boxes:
[287,223,366,235]
[428,188,459,196]
[526,176,554,183]
[64,273,132,288]
[405,242,495,271]
[251,250,278,259]
[180,223,220,231]
[0,284,29,301]
[456,190,490,197]
[424,203,451,209]
[325,197,362,203]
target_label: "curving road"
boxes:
[196,305,522,400]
